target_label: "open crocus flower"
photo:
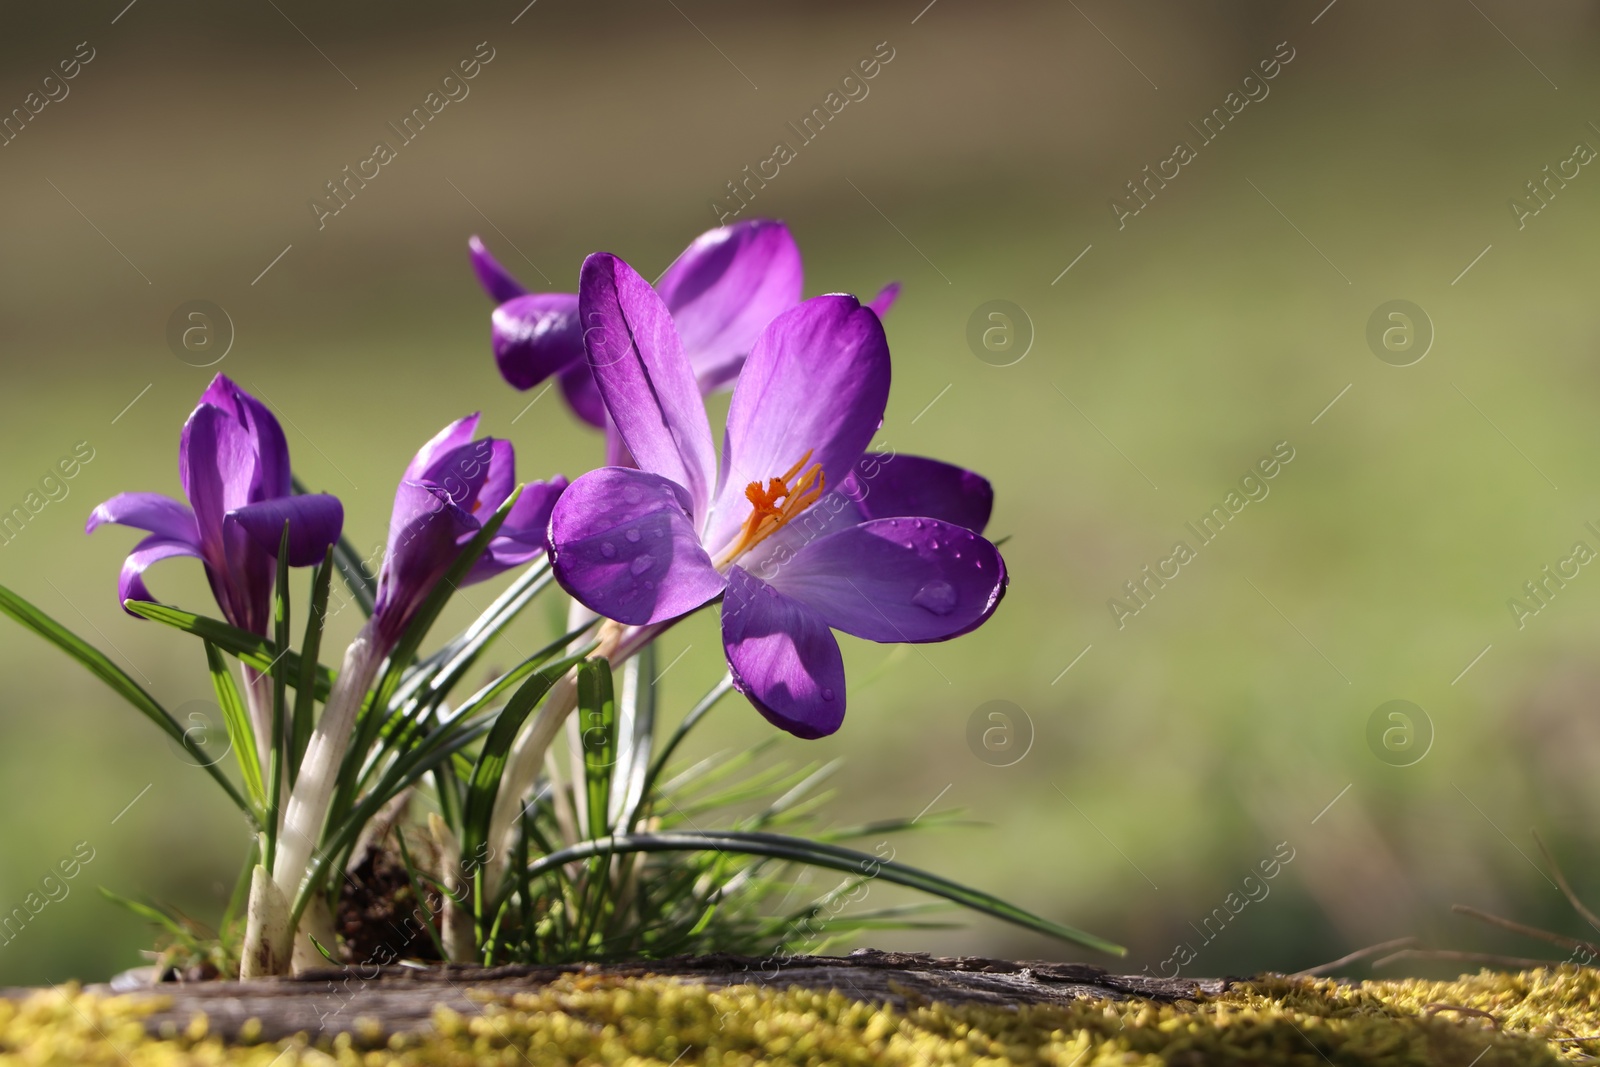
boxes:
[85,374,345,630]
[471,219,901,429]
[547,254,1006,738]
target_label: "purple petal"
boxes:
[558,359,607,429]
[180,402,258,562]
[375,482,481,644]
[469,236,528,303]
[231,388,292,501]
[196,372,242,417]
[468,476,568,584]
[549,467,724,626]
[603,421,636,469]
[843,453,993,534]
[404,415,483,484]
[656,219,804,392]
[735,493,864,583]
[117,535,203,613]
[867,282,901,318]
[765,517,1006,643]
[225,494,345,566]
[492,293,585,392]
[579,253,716,520]
[707,294,890,555]
[85,492,199,544]
[477,439,516,515]
[722,566,846,739]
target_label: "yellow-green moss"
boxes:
[5,968,1600,1066]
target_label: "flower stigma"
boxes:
[712,450,825,569]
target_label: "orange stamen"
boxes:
[714,450,825,568]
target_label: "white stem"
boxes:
[242,667,276,791]
[239,863,289,978]
[272,620,385,905]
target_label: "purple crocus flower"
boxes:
[271,414,566,914]
[471,219,900,430]
[85,373,344,632]
[370,414,568,645]
[547,254,1006,739]
[86,374,344,785]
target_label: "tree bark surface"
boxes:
[24,950,1228,1043]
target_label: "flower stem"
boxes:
[271,619,384,913]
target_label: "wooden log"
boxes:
[24,950,1227,1043]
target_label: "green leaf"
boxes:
[613,646,656,834]
[204,640,265,812]
[641,673,735,805]
[576,660,617,843]
[0,584,255,823]
[293,474,374,618]
[125,600,333,700]
[369,617,599,793]
[458,650,589,881]
[291,548,335,782]
[293,717,492,926]
[521,830,1126,956]
[391,559,557,713]
[331,488,526,829]
[98,887,193,941]
[264,523,292,870]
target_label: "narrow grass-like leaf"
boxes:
[294,717,493,926]
[98,888,193,941]
[522,830,1126,956]
[363,613,596,792]
[577,660,617,844]
[293,474,374,618]
[291,548,334,782]
[613,647,655,833]
[391,559,557,712]
[394,827,447,960]
[204,640,265,812]
[641,673,734,804]
[264,523,292,870]
[331,489,524,831]
[459,650,589,877]
[0,584,255,823]
[125,600,333,700]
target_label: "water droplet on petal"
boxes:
[821,687,836,702]
[623,485,642,504]
[625,528,642,543]
[912,580,957,615]
[600,542,616,559]
[630,554,654,576]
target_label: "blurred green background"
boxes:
[3,0,1600,985]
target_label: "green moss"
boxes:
[5,968,1600,1065]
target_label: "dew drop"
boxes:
[600,542,616,559]
[623,485,642,504]
[821,687,836,702]
[625,528,642,543]
[912,580,957,615]
[630,554,654,576]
